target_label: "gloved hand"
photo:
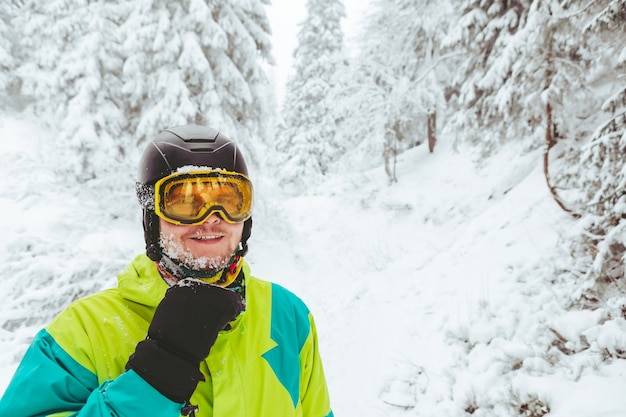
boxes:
[126,279,245,403]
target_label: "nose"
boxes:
[204,212,223,224]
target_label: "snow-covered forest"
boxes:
[1,0,626,416]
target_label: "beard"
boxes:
[159,231,233,274]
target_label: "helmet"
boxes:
[136,125,253,264]
[138,125,250,185]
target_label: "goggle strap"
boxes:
[136,182,155,210]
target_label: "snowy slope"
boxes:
[1,114,626,416]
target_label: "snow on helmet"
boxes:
[136,125,253,262]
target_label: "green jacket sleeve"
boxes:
[0,329,183,417]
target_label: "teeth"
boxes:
[195,235,221,240]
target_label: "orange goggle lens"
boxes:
[154,170,253,225]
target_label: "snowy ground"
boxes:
[1,114,626,416]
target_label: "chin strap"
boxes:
[144,209,162,261]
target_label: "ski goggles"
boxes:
[153,170,253,225]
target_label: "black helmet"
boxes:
[136,124,253,263]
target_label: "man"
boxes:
[0,125,334,417]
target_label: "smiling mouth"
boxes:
[192,235,223,241]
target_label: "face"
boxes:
[159,214,244,273]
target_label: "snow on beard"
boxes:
[159,231,232,273]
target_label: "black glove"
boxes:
[126,279,245,403]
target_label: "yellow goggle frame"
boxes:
[154,170,253,225]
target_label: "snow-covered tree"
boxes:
[332,0,455,181]
[443,0,598,155]
[443,0,529,151]
[10,0,130,181]
[121,0,274,162]
[560,0,626,305]
[0,3,16,102]
[9,0,273,181]
[275,0,345,188]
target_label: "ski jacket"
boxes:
[0,254,333,417]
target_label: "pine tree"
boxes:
[562,0,626,304]
[331,0,455,182]
[275,0,345,188]
[8,0,273,181]
[121,0,274,162]
[10,0,130,181]
[0,3,16,104]
[443,0,530,151]
[443,0,602,155]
